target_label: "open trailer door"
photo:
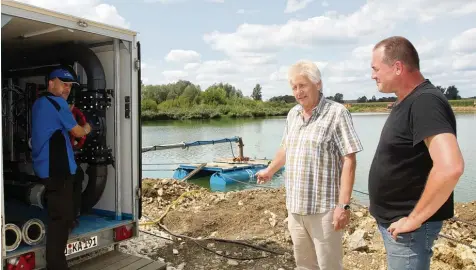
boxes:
[1,12,14,263]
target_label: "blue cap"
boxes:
[49,68,79,84]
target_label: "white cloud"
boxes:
[450,28,476,54]
[141,62,157,70]
[204,0,476,60]
[328,76,369,84]
[233,53,276,66]
[352,44,374,60]
[162,70,188,81]
[184,63,200,70]
[14,0,130,28]
[204,1,408,57]
[165,50,201,63]
[143,0,185,3]
[415,38,445,59]
[315,61,329,71]
[203,18,357,58]
[285,0,315,13]
[452,53,476,71]
[196,60,241,75]
[421,57,451,76]
[237,9,259,14]
[413,0,476,21]
[144,0,224,2]
[269,66,289,82]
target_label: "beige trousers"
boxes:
[287,210,343,270]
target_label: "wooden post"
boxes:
[238,137,244,160]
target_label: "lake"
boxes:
[141,112,476,203]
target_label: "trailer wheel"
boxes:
[80,164,108,213]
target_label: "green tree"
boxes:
[445,85,460,100]
[251,84,262,101]
[141,99,157,111]
[269,95,296,103]
[357,96,368,103]
[212,83,243,98]
[181,84,201,104]
[201,86,227,105]
[334,93,344,103]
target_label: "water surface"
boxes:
[141,112,476,203]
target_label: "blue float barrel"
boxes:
[210,166,265,187]
[172,168,189,180]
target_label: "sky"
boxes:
[13,0,476,100]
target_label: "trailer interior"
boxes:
[2,6,139,268]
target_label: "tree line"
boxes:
[355,85,464,103]
[140,81,471,120]
[140,80,294,120]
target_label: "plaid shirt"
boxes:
[281,96,363,215]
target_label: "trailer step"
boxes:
[70,250,166,270]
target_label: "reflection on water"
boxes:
[142,113,476,203]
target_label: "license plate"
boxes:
[64,236,98,256]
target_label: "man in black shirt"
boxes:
[368,36,465,270]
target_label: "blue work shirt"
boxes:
[31,93,78,178]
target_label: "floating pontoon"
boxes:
[142,136,283,189]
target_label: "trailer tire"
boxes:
[80,164,108,214]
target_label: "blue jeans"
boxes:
[377,220,443,270]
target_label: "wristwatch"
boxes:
[337,204,351,211]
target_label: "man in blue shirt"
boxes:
[31,68,91,270]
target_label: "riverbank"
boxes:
[120,179,476,270]
[141,103,293,121]
[141,101,475,120]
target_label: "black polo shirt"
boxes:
[368,79,456,224]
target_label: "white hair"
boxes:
[287,60,322,89]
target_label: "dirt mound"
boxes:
[163,187,288,241]
[138,179,476,270]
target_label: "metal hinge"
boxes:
[134,59,140,71]
[136,186,141,198]
[124,96,130,119]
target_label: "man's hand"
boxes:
[387,217,422,240]
[255,168,273,184]
[332,207,350,231]
[255,147,285,184]
[83,123,91,135]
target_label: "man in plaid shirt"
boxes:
[256,60,363,270]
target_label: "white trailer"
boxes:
[0,1,162,269]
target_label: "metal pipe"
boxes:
[7,78,15,161]
[113,38,122,221]
[3,181,46,209]
[21,218,46,246]
[141,136,241,153]
[5,223,22,252]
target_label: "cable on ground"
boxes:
[139,190,286,260]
